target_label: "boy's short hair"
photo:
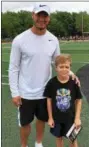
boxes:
[55,54,72,67]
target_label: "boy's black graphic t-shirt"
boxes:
[43,76,82,123]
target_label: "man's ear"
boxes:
[48,17,50,23]
[32,12,34,19]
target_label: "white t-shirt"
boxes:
[9,29,60,99]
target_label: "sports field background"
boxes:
[2,41,89,147]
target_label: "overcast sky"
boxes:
[1,1,89,13]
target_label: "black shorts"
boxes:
[18,98,48,126]
[50,121,73,137]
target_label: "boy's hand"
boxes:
[48,118,55,128]
[74,118,81,129]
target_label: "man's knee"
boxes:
[20,124,31,134]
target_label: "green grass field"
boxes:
[2,41,89,147]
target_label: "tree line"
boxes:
[1,11,89,39]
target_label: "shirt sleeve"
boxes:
[8,37,21,97]
[75,83,83,100]
[43,80,53,98]
[52,38,60,63]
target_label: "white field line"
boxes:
[2,61,88,79]
[60,42,89,50]
[2,42,11,44]
[2,75,8,77]
[3,61,88,67]
[61,41,88,52]
[60,42,69,46]
[2,60,89,86]
[2,53,10,54]
[2,83,9,86]
[3,61,89,65]
[2,61,89,75]
[2,74,9,85]
[2,47,11,49]
[3,53,89,55]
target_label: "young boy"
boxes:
[43,54,82,147]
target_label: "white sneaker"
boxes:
[35,142,43,147]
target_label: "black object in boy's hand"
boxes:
[66,124,82,143]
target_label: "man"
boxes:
[9,4,79,147]
[9,4,60,147]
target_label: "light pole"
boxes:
[82,12,84,39]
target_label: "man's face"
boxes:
[32,11,50,30]
[56,61,71,78]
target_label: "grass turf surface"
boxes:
[2,41,89,147]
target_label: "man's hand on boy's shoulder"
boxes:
[70,71,80,87]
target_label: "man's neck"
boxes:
[57,75,70,83]
[31,26,46,35]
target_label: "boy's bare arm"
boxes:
[47,98,54,127]
[75,99,82,119]
[74,99,82,128]
[47,98,53,119]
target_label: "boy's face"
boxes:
[56,61,71,78]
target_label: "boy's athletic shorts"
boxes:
[18,98,48,126]
[50,121,73,137]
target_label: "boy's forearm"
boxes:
[75,99,82,119]
[47,98,53,119]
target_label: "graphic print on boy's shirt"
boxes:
[56,88,71,112]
